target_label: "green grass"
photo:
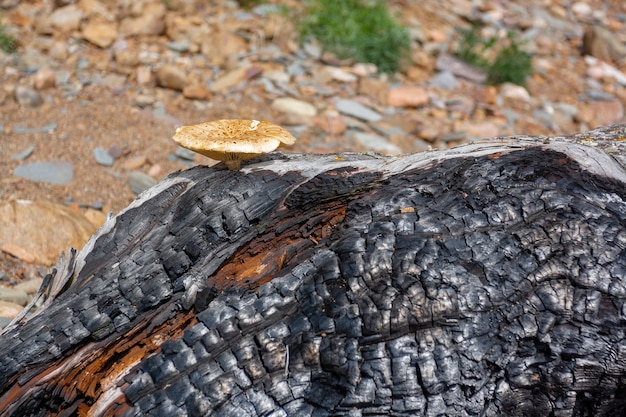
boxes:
[0,24,17,54]
[235,0,264,9]
[298,0,411,74]
[453,25,532,86]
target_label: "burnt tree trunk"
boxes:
[2,125,626,416]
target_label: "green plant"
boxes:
[236,0,264,9]
[453,25,532,86]
[0,24,17,54]
[298,0,411,74]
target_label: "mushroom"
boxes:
[172,119,297,170]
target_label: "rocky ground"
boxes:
[0,0,625,324]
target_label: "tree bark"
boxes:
[2,125,626,416]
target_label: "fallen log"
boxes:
[2,125,626,416]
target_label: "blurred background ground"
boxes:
[0,0,625,320]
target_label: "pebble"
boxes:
[210,66,250,93]
[12,123,57,134]
[175,146,196,161]
[93,147,115,166]
[311,114,348,136]
[335,99,383,122]
[83,208,107,229]
[0,287,30,306]
[183,84,212,100]
[13,161,74,185]
[11,145,35,161]
[387,86,430,108]
[121,155,149,170]
[119,2,166,36]
[271,97,317,117]
[46,4,84,32]
[156,64,187,91]
[14,85,43,107]
[500,83,532,102]
[0,301,24,322]
[12,278,43,294]
[128,171,157,195]
[429,71,459,89]
[108,145,122,159]
[81,21,118,48]
[461,121,501,140]
[435,54,487,84]
[0,200,96,265]
[351,131,402,155]
[34,67,56,90]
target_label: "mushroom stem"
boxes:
[225,160,242,170]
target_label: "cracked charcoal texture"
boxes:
[2,125,626,416]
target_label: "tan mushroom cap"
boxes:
[173,119,296,169]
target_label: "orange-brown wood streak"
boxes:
[211,202,347,290]
[0,309,197,416]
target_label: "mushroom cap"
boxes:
[172,119,296,163]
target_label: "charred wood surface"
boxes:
[2,125,626,416]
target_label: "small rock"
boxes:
[582,25,626,64]
[0,301,24,320]
[83,208,107,229]
[183,84,212,100]
[352,131,402,155]
[156,64,187,91]
[128,171,157,195]
[0,200,96,265]
[14,85,43,107]
[312,114,348,136]
[322,66,358,82]
[335,99,382,122]
[460,121,500,139]
[430,71,459,90]
[0,287,29,306]
[101,74,127,90]
[14,161,73,185]
[572,2,593,19]
[82,21,118,48]
[11,145,35,161]
[34,67,57,90]
[13,278,44,294]
[167,40,190,53]
[210,66,252,93]
[201,31,248,67]
[108,145,122,159]
[49,41,68,61]
[114,49,138,67]
[435,54,487,83]
[93,147,114,166]
[173,146,196,161]
[500,83,532,102]
[578,100,624,126]
[271,97,317,117]
[584,56,626,86]
[47,4,83,32]
[358,77,390,105]
[12,123,57,134]
[351,63,378,77]
[136,67,153,85]
[120,2,166,36]
[121,155,148,170]
[148,164,162,178]
[387,86,429,108]
[1,243,36,263]
[134,92,156,108]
